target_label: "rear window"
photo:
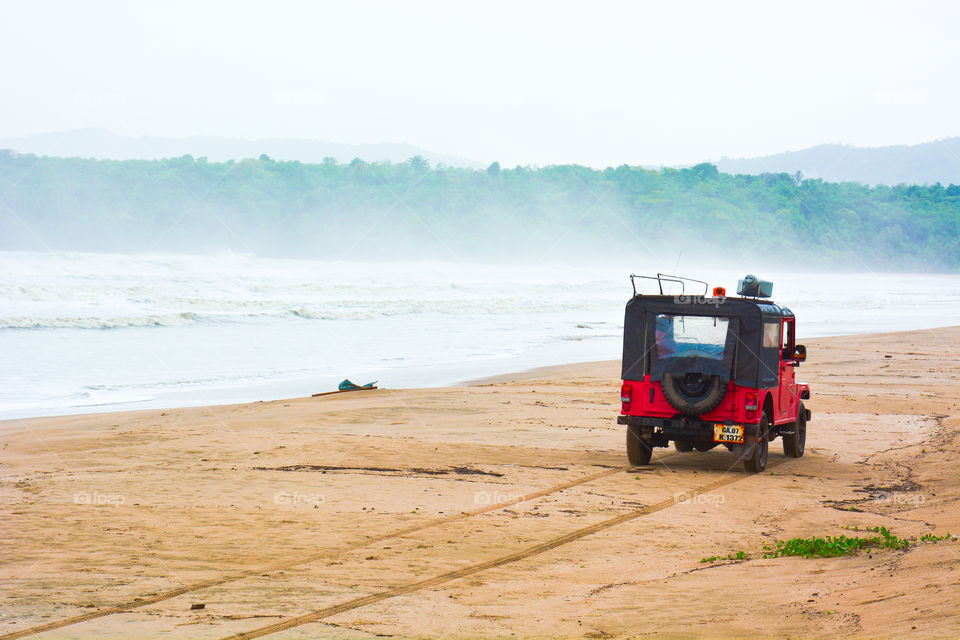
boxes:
[655,314,730,360]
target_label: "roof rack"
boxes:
[629,273,709,297]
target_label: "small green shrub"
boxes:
[700,550,749,563]
[701,528,952,563]
[763,526,950,558]
[919,532,953,543]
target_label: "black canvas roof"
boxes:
[621,295,792,389]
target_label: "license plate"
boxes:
[713,424,744,444]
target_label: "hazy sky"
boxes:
[2,0,958,167]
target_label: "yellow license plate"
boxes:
[713,424,744,443]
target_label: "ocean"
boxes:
[2,250,958,419]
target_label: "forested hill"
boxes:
[1,151,958,270]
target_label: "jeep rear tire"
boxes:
[662,373,727,416]
[626,424,653,465]
[674,440,694,452]
[783,401,806,458]
[744,415,769,473]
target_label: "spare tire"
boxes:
[661,372,727,416]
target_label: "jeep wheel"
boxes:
[662,372,727,416]
[744,415,769,473]
[626,424,653,465]
[783,402,806,458]
[674,440,694,452]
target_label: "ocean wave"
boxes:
[288,308,375,321]
[0,251,633,330]
[0,312,203,330]
[0,298,605,328]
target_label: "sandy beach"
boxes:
[3,326,960,639]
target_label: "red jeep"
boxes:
[617,274,810,472]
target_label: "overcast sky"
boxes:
[2,0,958,167]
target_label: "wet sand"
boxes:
[2,327,960,639]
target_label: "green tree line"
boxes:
[1,150,958,269]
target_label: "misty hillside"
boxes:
[0,128,485,169]
[1,152,958,269]
[715,138,960,186]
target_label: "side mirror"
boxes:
[794,344,807,362]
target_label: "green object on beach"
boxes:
[338,379,377,391]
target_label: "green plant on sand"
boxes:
[700,527,953,563]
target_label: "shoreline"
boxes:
[0,352,621,425]
[6,324,960,427]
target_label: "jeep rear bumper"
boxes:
[617,414,761,448]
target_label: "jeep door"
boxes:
[777,318,798,423]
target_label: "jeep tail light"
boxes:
[620,384,632,413]
[745,391,758,411]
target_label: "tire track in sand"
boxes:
[218,463,777,640]
[1,462,645,640]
